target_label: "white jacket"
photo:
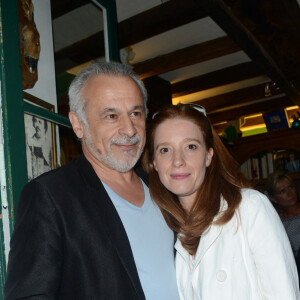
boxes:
[175,189,300,300]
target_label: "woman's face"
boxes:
[272,178,298,208]
[152,118,213,211]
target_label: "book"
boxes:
[267,152,274,175]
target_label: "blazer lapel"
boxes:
[194,199,228,265]
[194,225,222,265]
[78,155,146,299]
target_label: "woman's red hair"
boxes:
[143,104,250,255]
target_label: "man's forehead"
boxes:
[85,73,133,87]
[83,74,141,97]
[100,104,145,113]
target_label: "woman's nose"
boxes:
[173,151,185,167]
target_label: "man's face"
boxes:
[33,117,43,137]
[73,74,146,173]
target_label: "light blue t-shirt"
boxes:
[103,180,180,300]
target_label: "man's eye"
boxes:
[131,111,142,117]
[187,144,197,150]
[106,114,117,119]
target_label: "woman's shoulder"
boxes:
[237,188,284,233]
[238,188,274,213]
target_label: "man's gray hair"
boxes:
[68,61,148,124]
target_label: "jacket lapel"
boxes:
[78,155,146,299]
[194,225,223,264]
[194,199,228,265]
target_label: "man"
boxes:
[26,116,51,180]
[5,62,179,299]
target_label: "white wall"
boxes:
[24,0,61,163]
[25,0,57,111]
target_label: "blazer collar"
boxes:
[77,154,146,299]
[175,199,227,268]
[175,225,223,269]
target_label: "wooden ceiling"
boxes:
[51,0,300,133]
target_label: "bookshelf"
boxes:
[229,128,300,164]
[228,128,300,191]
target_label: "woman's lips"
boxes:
[171,173,190,180]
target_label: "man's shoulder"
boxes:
[36,155,83,181]
[20,155,94,209]
[27,155,92,193]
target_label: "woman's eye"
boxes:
[187,144,197,150]
[159,147,169,154]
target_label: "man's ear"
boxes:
[69,111,84,139]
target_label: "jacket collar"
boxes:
[77,154,146,299]
[175,199,227,268]
[175,225,223,269]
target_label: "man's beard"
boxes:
[84,129,143,173]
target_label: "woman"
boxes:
[266,171,300,279]
[144,103,299,299]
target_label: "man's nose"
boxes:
[119,116,137,137]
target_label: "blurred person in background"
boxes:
[266,170,300,284]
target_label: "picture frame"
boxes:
[274,149,300,173]
[262,109,290,132]
[23,92,57,181]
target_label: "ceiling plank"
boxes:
[51,0,89,19]
[194,81,283,113]
[198,0,300,105]
[54,33,105,73]
[117,0,208,48]
[171,61,265,97]
[134,36,240,79]
[208,96,293,124]
[54,0,208,72]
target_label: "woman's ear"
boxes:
[152,160,158,171]
[206,148,214,167]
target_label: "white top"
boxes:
[103,180,180,300]
[175,188,300,300]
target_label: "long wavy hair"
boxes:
[144,104,250,255]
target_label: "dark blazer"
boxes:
[5,155,147,300]
[296,248,300,287]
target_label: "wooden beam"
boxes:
[55,33,105,73]
[193,82,282,113]
[199,0,300,105]
[142,76,172,117]
[171,61,264,97]
[208,96,294,124]
[51,0,89,19]
[117,0,208,48]
[231,128,300,164]
[134,36,240,79]
[54,0,208,72]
